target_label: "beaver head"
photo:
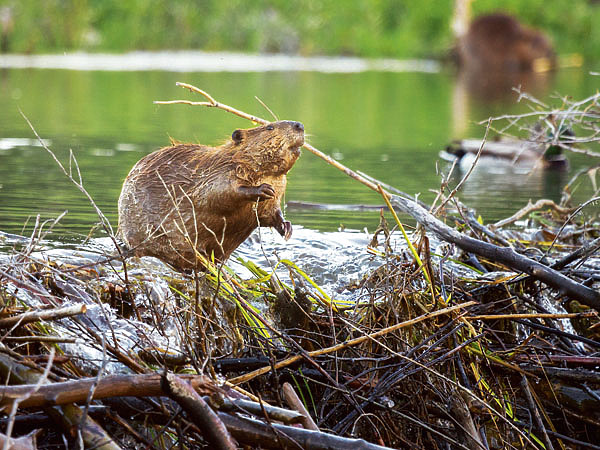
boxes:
[231,121,305,177]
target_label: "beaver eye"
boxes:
[266,125,274,131]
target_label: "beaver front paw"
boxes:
[239,183,275,201]
[256,183,276,200]
[275,220,293,241]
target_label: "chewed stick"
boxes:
[154,82,380,193]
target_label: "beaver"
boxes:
[117,120,305,271]
[457,13,556,73]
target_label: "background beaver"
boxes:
[118,120,305,271]
[456,13,556,73]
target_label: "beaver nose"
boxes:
[293,122,304,132]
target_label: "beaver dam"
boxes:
[0,86,598,449]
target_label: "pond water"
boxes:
[0,52,597,241]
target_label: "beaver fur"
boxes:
[118,120,305,271]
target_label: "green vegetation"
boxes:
[0,0,598,61]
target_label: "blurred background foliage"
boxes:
[0,0,598,61]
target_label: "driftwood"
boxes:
[282,382,319,431]
[390,193,600,309]
[213,394,305,425]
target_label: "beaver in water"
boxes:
[118,120,305,271]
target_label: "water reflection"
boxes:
[447,157,569,214]
[457,67,554,103]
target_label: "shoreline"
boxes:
[0,50,441,73]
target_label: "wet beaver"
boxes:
[118,120,305,271]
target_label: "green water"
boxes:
[0,64,597,239]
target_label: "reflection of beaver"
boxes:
[457,13,555,73]
[118,121,305,271]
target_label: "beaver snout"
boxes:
[290,121,305,147]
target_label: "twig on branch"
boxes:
[154,82,382,194]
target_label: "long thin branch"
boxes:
[154,82,381,193]
[391,194,600,309]
[492,199,573,229]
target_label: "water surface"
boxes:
[0,52,596,239]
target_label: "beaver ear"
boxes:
[232,129,244,144]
